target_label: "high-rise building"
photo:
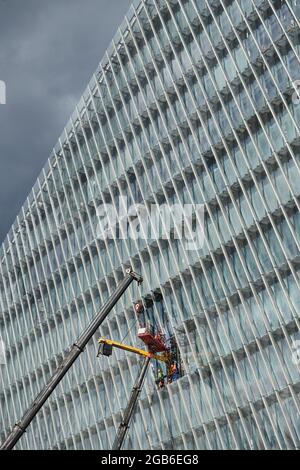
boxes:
[1,0,300,450]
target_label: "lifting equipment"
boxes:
[137,326,167,353]
[0,268,142,451]
[1,267,181,451]
[97,334,172,450]
[97,313,181,450]
[97,338,170,364]
[112,357,151,451]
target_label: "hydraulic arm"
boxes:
[0,268,142,451]
[98,338,170,450]
[112,357,151,451]
[98,338,170,363]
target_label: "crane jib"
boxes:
[0,268,142,451]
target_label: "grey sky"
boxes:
[0,0,132,243]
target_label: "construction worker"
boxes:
[167,363,173,384]
[157,366,165,389]
[170,362,179,382]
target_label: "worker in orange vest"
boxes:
[170,362,179,382]
[167,363,173,383]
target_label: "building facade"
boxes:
[1,0,300,450]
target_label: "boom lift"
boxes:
[112,357,150,451]
[97,309,181,450]
[98,338,170,364]
[97,338,171,450]
[0,268,142,451]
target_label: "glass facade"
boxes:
[1,0,300,450]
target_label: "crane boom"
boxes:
[0,268,143,451]
[112,357,150,451]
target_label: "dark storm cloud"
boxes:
[0,0,132,243]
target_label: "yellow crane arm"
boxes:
[98,338,170,364]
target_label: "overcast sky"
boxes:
[0,0,132,243]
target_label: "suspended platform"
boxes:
[137,327,167,353]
